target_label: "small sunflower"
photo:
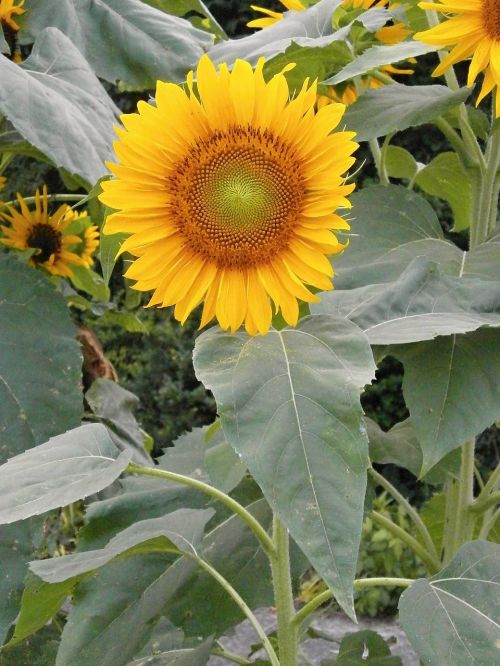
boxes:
[415,1,500,116]
[61,207,100,268]
[79,224,100,268]
[0,0,25,32]
[0,187,85,277]
[100,55,357,336]
[0,175,5,199]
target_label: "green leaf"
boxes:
[399,540,500,665]
[415,152,473,232]
[126,639,213,666]
[313,257,500,345]
[384,145,419,181]
[0,424,131,524]
[0,254,82,462]
[69,265,110,302]
[24,0,213,89]
[30,509,212,583]
[194,315,376,618]
[343,84,470,141]
[99,228,125,286]
[0,26,8,53]
[0,28,117,185]
[85,378,153,465]
[0,626,60,666]
[98,310,148,333]
[417,493,446,556]
[323,41,436,85]
[142,0,226,40]
[333,629,402,664]
[0,518,45,645]
[394,329,500,474]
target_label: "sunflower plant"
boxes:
[0,1,499,665]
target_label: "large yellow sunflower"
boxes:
[0,187,85,277]
[415,1,500,116]
[0,0,25,31]
[99,55,357,336]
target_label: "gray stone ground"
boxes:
[208,608,419,665]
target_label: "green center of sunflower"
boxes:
[482,0,500,39]
[169,126,304,268]
[27,223,62,264]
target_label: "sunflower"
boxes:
[99,55,357,335]
[415,1,500,116]
[61,207,100,268]
[0,187,85,277]
[247,0,306,29]
[0,0,25,31]
[79,224,100,268]
[0,175,5,200]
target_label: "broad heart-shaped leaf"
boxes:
[31,509,212,583]
[85,378,153,466]
[384,145,419,181]
[333,629,402,665]
[399,540,500,665]
[393,328,500,474]
[343,84,470,141]
[415,152,473,232]
[0,424,131,524]
[23,0,213,89]
[0,28,117,186]
[194,315,376,618]
[209,0,386,65]
[323,40,436,85]
[53,499,274,666]
[312,257,500,345]
[331,186,500,290]
[0,517,45,645]
[0,255,82,462]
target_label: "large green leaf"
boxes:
[415,152,473,232]
[142,0,226,39]
[53,499,274,666]
[324,41,436,85]
[394,328,500,474]
[343,84,470,141]
[194,315,376,617]
[0,28,117,185]
[0,255,82,462]
[313,258,500,345]
[399,540,500,665]
[85,378,153,466]
[0,518,44,645]
[0,626,60,666]
[0,424,131,524]
[23,0,213,89]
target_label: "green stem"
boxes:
[369,138,389,185]
[211,647,252,665]
[442,477,460,564]
[472,462,500,511]
[470,491,500,513]
[475,127,500,242]
[292,577,413,627]
[370,511,441,573]
[270,515,297,666]
[479,507,500,539]
[127,463,275,557]
[369,468,439,563]
[0,193,86,209]
[193,556,279,666]
[433,116,471,166]
[453,439,476,547]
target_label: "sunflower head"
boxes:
[0,0,25,32]
[100,55,358,336]
[61,208,100,268]
[415,1,500,116]
[0,187,85,277]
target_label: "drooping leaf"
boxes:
[313,257,500,345]
[194,315,376,618]
[415,152,473,232]
[394,328,500,474]
[99,227,125,286]
[384,145,419,181]
[85,378,153,465]
[0,28,117,185]
[23,0,213,89]
[399,540,500,665]
[343,84,470,141]
[0,254,82,462]
[324,41,436,85]
[0,424,131,524]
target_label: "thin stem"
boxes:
[433,116,470,165]
[370,511,441,573]
[473,461,500,510]
[369,138,389,185]
[0,193,85,209]
[127,463,275,557]
[477,127,500,241]
[479,507,500,539]
[292,577,413,627]
[193,555,280,666]
[270,515,297,666]
[369,468,439,563]
[470,491,500,513]
[211,647,252,665]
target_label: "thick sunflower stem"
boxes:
[443,439,476,562]
[270,515,298,666]
[369,138,389,185]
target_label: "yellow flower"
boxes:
[0,0,25,31]
[0,175,5,200]
[415,1,500,116]
[0,187,85,277]
[62,208,100,268]
[248,0,306,29]
[99,55,357,336]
